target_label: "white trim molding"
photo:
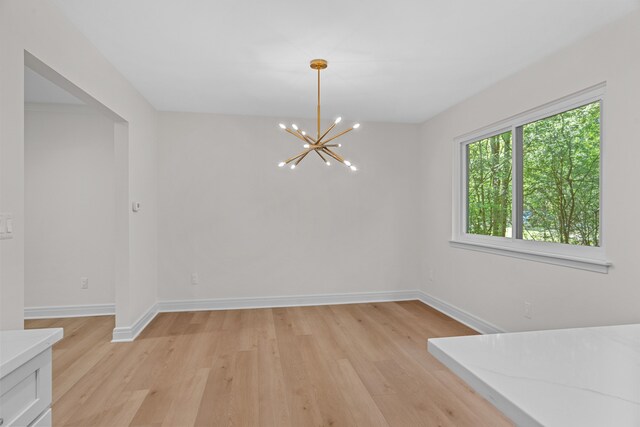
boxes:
[157,290,420,313]
[111,304,158,343]
[449,240,611,274]
[24,102,95,114]
[417,291,504,334]
[24,304,115,319]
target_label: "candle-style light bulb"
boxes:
[279,123,286,129]
[350,165,358,171]
[353,123,360,129]
[344,160,352,167]
[292,124,298,130]
[290,164,296,170]
[278,162,285,168]
[304,143,310,148]
[326,161,331,166]
[335,117,342,124]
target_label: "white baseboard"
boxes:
[109,289,502,343]
[156,290,420,313]
[111,303,158,343]
[416,290,504,334]
[24,303,115,319]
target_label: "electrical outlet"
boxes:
[81,277,89,289]
[191,273,199,285]
[524,301,533,319]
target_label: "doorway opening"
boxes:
[22,52,129,340]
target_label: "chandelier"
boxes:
[277,59,359,171]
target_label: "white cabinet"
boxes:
[30,409,52,427]
[0,329,63,427]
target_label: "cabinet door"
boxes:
[0,349,52,427]
[29,408,52,427]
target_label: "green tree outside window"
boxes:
[466,102,600,247]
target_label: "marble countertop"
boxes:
[0,328,63,378]
[428,324,640,427]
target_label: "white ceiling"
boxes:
[52,0,639,123]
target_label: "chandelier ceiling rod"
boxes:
[317,64,321,141]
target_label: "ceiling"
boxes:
[52,0,639,123]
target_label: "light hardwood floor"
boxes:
[25,301,512,426]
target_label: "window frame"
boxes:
[451,84,610,273]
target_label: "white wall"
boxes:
[158,112,421,301]
[0,0,157,330]
[24,104,115,308]
[419,11,640,332]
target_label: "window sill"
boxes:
[449,240,611,274]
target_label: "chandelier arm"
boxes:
[316,122,338,144]
[295,150,311,166]
[314,149,329,163]
[295,129,317,145]
[321,147,343,164]
[284,150,310,164]
[319,127,355,146]
[322,147,347,164]
[285,128,308,143]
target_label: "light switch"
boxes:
[0,213,13,240]
[0,215,10,239]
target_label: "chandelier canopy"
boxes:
[277,59,359,171]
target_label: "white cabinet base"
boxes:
[0,329,62,427]
[29,408,51,427]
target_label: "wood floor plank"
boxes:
[54,339,155,426]
[130,332,213,425]
[52,338,113,404]
[374,358,469,426]
[333,358,390,427]
[311,306,396,396]
[353,304,500,427]
[296,334,360,426]
[194,327,251,426]
[69,389,149,427]
[26,302,512,427]
[228,350,260,426]
[359,303,512,427]
[272,307,325,427]
[257,336,291,427]
[203,310,228,333]
[138,312,178,339]
[161,367,210,427]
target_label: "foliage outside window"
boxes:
[467,131,512,237]
[522,103,600,246]
[466,101,601,247]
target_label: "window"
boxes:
[522,103,600,246]
[453,85,609,273]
